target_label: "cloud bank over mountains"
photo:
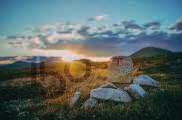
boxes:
[1,15,182,57]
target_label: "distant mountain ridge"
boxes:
[0,47,179,67]
[131,47,173,58]
[0,56,63,70]
[0,56,62,65]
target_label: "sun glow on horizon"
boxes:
[32,49,109,62]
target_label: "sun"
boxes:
[60,50,85,62]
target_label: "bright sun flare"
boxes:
[32,49,109,62]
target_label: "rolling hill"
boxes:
[131,47,173,58]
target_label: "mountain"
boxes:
[1,61,32,69]
[0,56,63,66]
[131,47,173,58]
[0,56,63,72]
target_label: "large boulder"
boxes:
[83,98,97,107]
[90,88,132,102]
[125,84,146,99]
[107,56,133,83]
[69,91,80,107]
[133,75,160,87]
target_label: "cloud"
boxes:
[5,17,182,57]
[144,21,161,30]
[46,31,85,43]
[88,14,109,21]
[112,20,144,35]
[168,18,182,31]
[121,20,142,30]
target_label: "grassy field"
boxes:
[0,54,182,120]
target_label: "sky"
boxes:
[0,0,182,61]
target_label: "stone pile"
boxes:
[70,74,160,107]
[82,74,159,107]
[69,56,160,107]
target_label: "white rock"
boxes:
[69,91,80,107]
[90,88,132,102]
[133,75,159,87]
[127,84,146,99]
[83,98,97,107]
[99,82,117,89]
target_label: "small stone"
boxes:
[133,75,160,87]
[69,91,80,107]
[127,84,146,99]
[83,98,97,107]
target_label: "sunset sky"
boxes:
[0,0,182,61]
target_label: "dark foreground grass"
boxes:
[57,89,182,120]
[1,87,181,120]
